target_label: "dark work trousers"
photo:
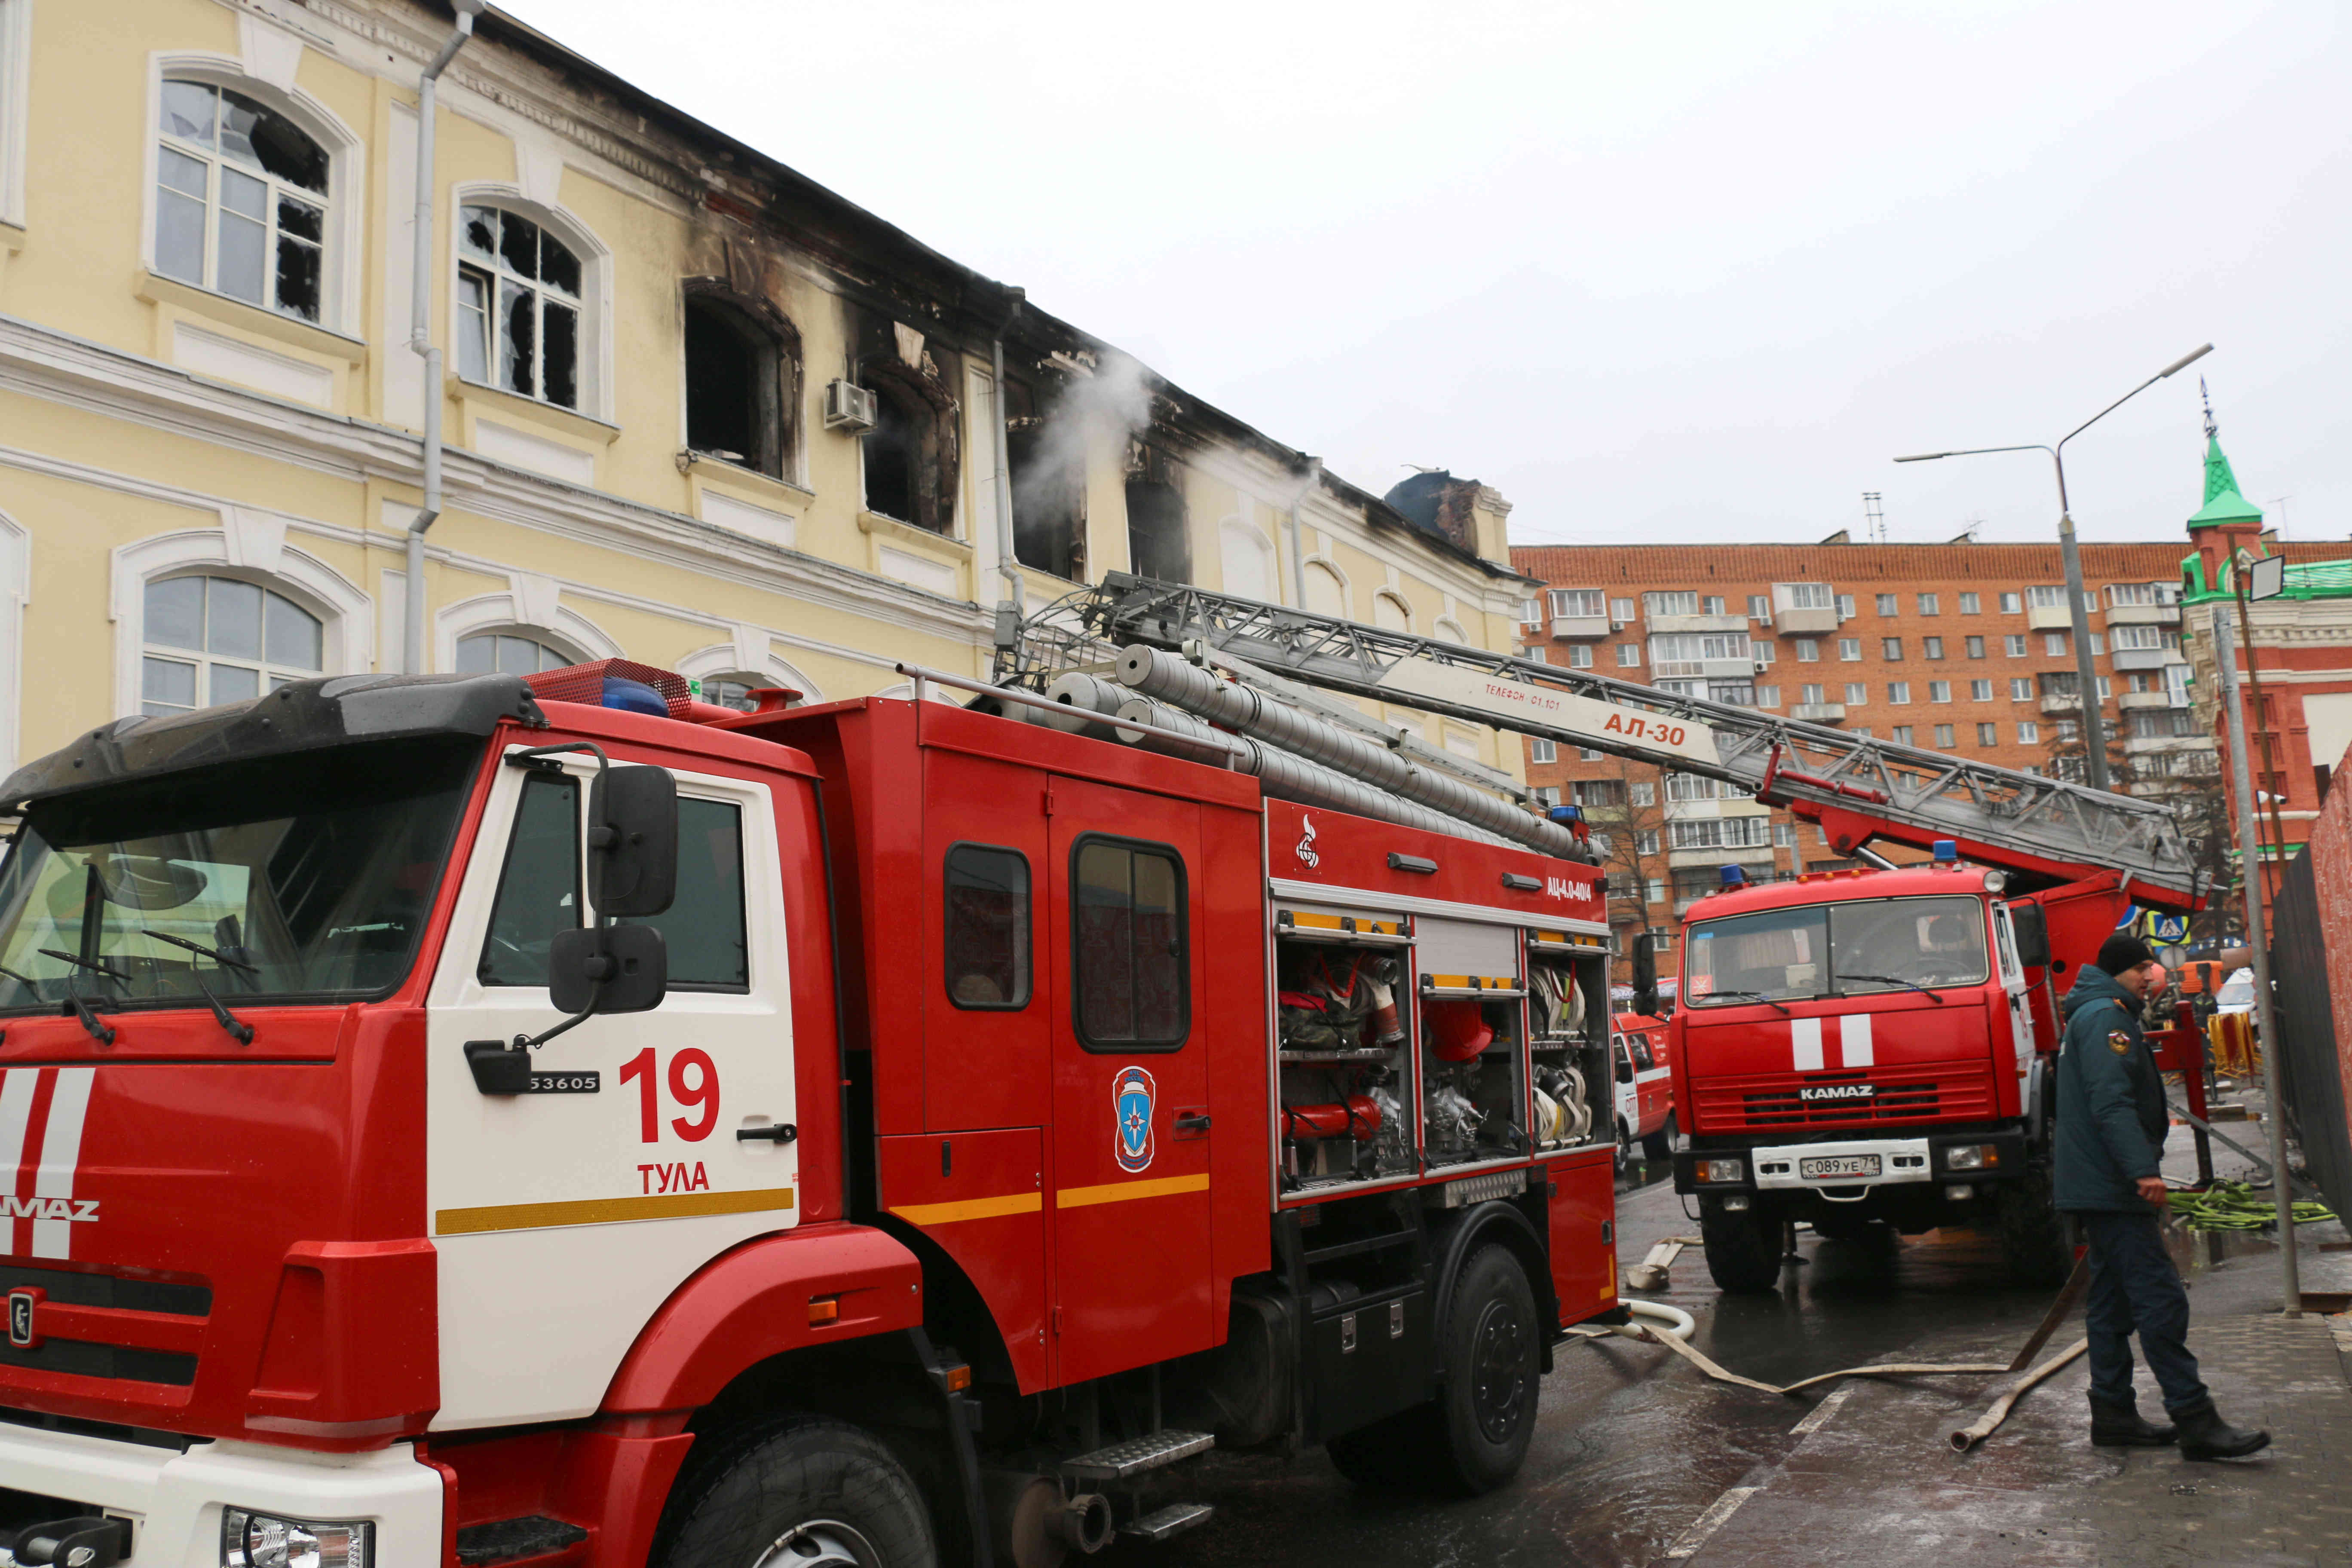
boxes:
[2080,1208,2210,1414]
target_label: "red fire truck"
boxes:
[0,662,1622,1568]
[1007,574,2213,1300]
[1652,833,2207,1292]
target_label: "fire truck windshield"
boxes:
[1685,894,1989,1007]
[0,735,482,1017]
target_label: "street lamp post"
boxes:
[1895,344,2213,793]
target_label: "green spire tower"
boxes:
[2186,379,2263,532]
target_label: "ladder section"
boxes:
[1005,573,2204,908]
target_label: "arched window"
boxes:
[858,351,960,536]
[862,383,922,525]
[1219,521,1271,602]
[1373,592,1413,634]
[696,672,801,713]
[154,78,329,321]
[458,205,583,409]
[1434,616,1470,646]
[1304,561,1347,619]
[683,288,799,481]
[456,631,574,677]
[141,574,323,716]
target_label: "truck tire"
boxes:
[1614,1118,1632,1177]
[1642,1112,1678,1162]
[1700,1201,1782,1293]
[1996,1166,2072,1288]
[1326,1244,1540,1497]
[656,1415,937,1568]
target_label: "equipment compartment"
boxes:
[1416,916,1528,1169]
[1275,904,1418,1191]
[1527,929,1611,1154]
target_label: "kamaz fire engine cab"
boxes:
[1655,842,2206,1292]
[0,659,1623,1568]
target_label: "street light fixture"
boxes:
[1895,343,2213,792]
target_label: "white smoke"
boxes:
[1010,349,1157,521]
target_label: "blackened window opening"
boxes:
[1126,480,1189,583]
[685,300,760,467]
[863,389,919,525]
[1008,378,1085,580]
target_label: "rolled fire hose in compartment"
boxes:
[1111,645,1589,860]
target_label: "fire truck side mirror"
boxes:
[590,765,679,919]
[1630,933,1660,1017]
[548,924,669,1016]
[2009,902,2050,969]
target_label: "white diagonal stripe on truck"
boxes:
[1790,1016,1824,1071]
[1841,1012,1874,1068]
[0,1070,37,1258]
[31,1068,94,1259]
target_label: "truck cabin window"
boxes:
[483,784,748,992]
[0,736,480,1014]
[1072,837,1187,1050]
[618,797,747,991]
[944,843,1030,1009]
[1687,895,1987,1007]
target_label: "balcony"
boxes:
[1790,702,1847,723]
[1652,657,1761,680]
[1551,614,1612,640]
[1648,613,1749,636]
[2104,602,2181,627]
[2124,734,2212,756]
[2039,692,2082,716]
[2110,646,2175,672]
[2117,689,2175,711]
[1772,605,1840,636]
[2024,602,2078,632]
[1669,850,1774,874]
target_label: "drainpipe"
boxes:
[404,0,485,675]
[1286,456,1321,606]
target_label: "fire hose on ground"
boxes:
[1580,1243,2096,1451]
[2168,1179,2334,1231]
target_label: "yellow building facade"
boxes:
[0,0,1534,778]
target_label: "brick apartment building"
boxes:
[1508,534,2352,965]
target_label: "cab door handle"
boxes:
[737,1123,798,1143]
[1174,1111,1211,1135]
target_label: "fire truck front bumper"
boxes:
[0,1421,442,1567]
[1675,1128,2029,1198]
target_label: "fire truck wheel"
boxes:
[1995,1167,2072,1288]
[1435,1243,1543,1494]
[655,1415,937,1568]
[1700,1201,1782,1293]
[1641,1113,1678,1163]
[1614,1119,1632,1176]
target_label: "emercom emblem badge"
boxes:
[1114,1066,1157,1174]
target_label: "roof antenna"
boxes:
[2200,376,2217,441]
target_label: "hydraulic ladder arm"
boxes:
[1004,573,2206,911]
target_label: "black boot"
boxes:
[2089,1396,2177,1447]
[2175,1400,2270,1461]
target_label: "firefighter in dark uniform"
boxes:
[2055,932,2269,1459]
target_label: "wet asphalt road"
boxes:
[1096,1160,2115,1568]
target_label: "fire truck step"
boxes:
[453,1516,590,1566]
[1121,1503,1216,1542]
[1060,1429,1216,1482]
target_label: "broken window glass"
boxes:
[685,297,762,466]
[459,208,585,409]
[499,279,536,398]
[157,79,329,320]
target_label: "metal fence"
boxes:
[2268,849,2352,1221]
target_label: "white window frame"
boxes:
[1958,592,1981,615]
[111,524,370,721]
[1549,588,1605,618]
[2009,677,2033,700]
[434,588,621,676]
[449,184,615,422]
[1609,597,1635,622]
[143,53,364,337]
[2006,634,2027,657]
[2018,720,2040,743]
[0,0,29,229]
[1644,590,1698,618]
[1928,680,1951,703]
[1970,679,1993,701]
[1838,638,1861,662]
[1795,638,1819,662]
[1566,643,1593,669]
[1843,682,1866,705]
[1616,643,1641,668]
[1528,738,1557,764]
[1887,681,1911,705]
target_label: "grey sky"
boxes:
[500,1,2347,549]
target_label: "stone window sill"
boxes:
[857,510,971,555]
[449,374,622,446]
[135,269,365,363]
[680,452,813,505]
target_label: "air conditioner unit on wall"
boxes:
[824,379,878,433]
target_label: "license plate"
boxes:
[1800,1154,1882,1180]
